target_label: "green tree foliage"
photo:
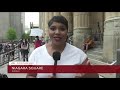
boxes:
[22,31,30,39]
[6,27,17,41]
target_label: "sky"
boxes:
[25,12,39,28]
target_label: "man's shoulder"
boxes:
[66,43,87,64]
[67,43,84,53]
[34,44,45,52]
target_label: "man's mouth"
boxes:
[54,37,62,41]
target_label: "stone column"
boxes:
[60,12,73,36]
[39,12,45,37]
[39,12,42,29]
[48,12,54,21]
[38,12,46,43]
[42,12,45,33]
[44,12,49,42]
[73,12,91,48]
[43,12,54,43]
[103,12,120,63]
[53,12,60,16]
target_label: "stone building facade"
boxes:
[0,12,24,41]
[39,12,120,64]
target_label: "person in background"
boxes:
[83,35,95,53]
[21,39,29,61]
[19,39,23,59]
[10,42,15,60]
[41,36,45,45]
[34,36,42,49]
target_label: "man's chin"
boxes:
[53,42,62,46]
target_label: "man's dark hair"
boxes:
[36,36,39,40]
[48,16,68,30]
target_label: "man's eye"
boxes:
[60,28,66,31]
[50,28,55,31]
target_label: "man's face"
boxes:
[48,22,68,45]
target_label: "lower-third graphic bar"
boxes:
[7,65,120,73]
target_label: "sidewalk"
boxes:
[0,44,34,78]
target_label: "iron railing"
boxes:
[0,44,20,66]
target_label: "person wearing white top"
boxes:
[26,16,99,78]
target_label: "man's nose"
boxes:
[55,29,60,34]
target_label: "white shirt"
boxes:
[29,43,87,78]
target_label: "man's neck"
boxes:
[50,42,66,53]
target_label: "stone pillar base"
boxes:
[73,27,91,49]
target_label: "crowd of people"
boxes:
[0,42,16,59]
[0,36,46,62]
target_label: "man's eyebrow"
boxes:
[50,26,55,27]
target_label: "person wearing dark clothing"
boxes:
[10,42,15,60]
[21,39,29,61]
[19,39,23,57]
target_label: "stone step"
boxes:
[87,47,116,78]
[87,50,103,56]
[89,56,116,65]
[89,47,103,52]
[87,53,103,62]
[89,58,109,65]
[86,47,104,62]
[89,59,116,78]
[99,73,116,78]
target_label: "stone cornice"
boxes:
[105,17,120,22]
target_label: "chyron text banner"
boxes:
[8,65,120,73]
